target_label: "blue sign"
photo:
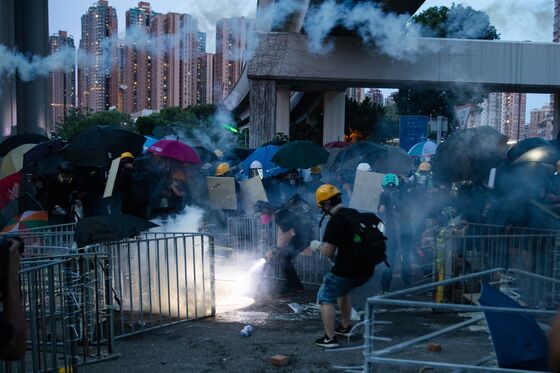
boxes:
[399,116,428,152]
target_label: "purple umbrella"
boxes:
[148,139,201,164]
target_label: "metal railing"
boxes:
[101,232,216,339]
[227,215,331,286]
[2,253,114,373]
[435,223,560,306]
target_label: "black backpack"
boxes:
[347,211,388,268]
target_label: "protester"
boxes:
[378,173,411,292]
[0,237,26,361]
[311,184,380,348]
[112,152,135,215]
[43,161,81,222]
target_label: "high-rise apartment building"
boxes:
[122,2,155,114]
[198,32,206,54]
[555,0,560,42]
[179,14,199,108]
[214,17,253,102]
[197,53,214,104]
[346,88,364,103]
[366,89,384,105]
[480,92,527,140]
[49,31,76,134]
[528,104,553,139]
[78,0,119,112]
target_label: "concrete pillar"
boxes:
[0,0,16,138]
[276,87,290,139]
[323,91,346,145]
[249,79,276,148]
[14,0,49,136]
[554,92,560,140]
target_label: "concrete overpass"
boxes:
[244,32,560,146]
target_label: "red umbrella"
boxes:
[324,141,350,149]
[148,140,201,164]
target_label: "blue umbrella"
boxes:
[143,136,159,153]
[408,141,437,159]
[479,284,548,371]
[242,145,287,179]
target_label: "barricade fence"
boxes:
[2,253,114,373]
[228,215,330,286]
[436,223,560,307]
[354,269,560,373]
[101,232,216,339]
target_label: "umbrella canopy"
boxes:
[511,145,560,167]
[408,141,438,159]
[479,284,548,371]
[432,126,508,182]
[34,154,65,177]
[271,140,329,169]
[0,143,37,178]
[508,138,550,161]
[334,142,412,179]
[22,139,65,174]
[1,211,49,233]
[261,139,288,147]
[74,214,159,247]
[324,141,350,149]
[148,139,201,163]
[63,125,145,168]
[242,145,287,178]
[0,134,48,157]
[143,136,159,153]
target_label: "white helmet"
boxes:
[356,162,371,172]
[250,160,263,169]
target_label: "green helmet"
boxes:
[382,173,399,188]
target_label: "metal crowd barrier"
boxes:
[435,223,560,306]
[101,232,216,339]
[342,269,560,373]
[2,254,114,373]
[227,215,330,286]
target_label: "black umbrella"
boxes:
[63,125,145,168]
[271,140,329,169]
[261,139,288,147]
[511,145,560,167]
[34,154,65,177]
[432,126,507,182]
[508,138,549,161]
[22,139,65,174]
[0,133,49,156]
[74,214,159,247]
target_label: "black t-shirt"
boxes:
[323,207,374,279]
[0,314,14,347]
[275,207,314,252]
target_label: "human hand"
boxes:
[310,240,322,252]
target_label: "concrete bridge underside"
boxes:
[246,32,560,146]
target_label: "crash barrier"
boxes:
[227,215,331,286]
[2,254,114,373]
[334,269,558,373]
[436,223,560,307]
[100,232,216,339]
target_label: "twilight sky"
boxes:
[49,0,554,119]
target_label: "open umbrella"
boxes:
[74,214,159,247]
[22,139,65,174]
[63,125,145,168]
[1,211,49,233]
[34,154,65,177]
[0,143,37,178]
[511,145,560,167]
[432,126,507,182]
[242,145,287,178]
[143,136,159,153]
[508,138,550,161]
[479,284,548,371]
[271,140,329,169]
[0,133,48,157]
[148,139,201,164]
[408,141,437,160]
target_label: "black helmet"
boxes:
[58,161,74,174]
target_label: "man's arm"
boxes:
[0,239,26,361]
[319,242,337,259]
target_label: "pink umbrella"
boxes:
[148,139,201,164]
[324,141,351,149]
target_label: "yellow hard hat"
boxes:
[419,162,432,172]
[315,184,341,207]
[120,152,134,160]
[215,162,230,176]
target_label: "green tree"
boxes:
[344,97,386,143]
[394,4,500,123]
[59,109,134,139]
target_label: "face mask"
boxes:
[260,214,272,224]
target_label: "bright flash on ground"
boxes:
[215,258,266,313]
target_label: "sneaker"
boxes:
[334,325,352,337]
[315,334,339,348]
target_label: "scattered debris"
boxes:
[427,342,442,352]
[271,355,289,367]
